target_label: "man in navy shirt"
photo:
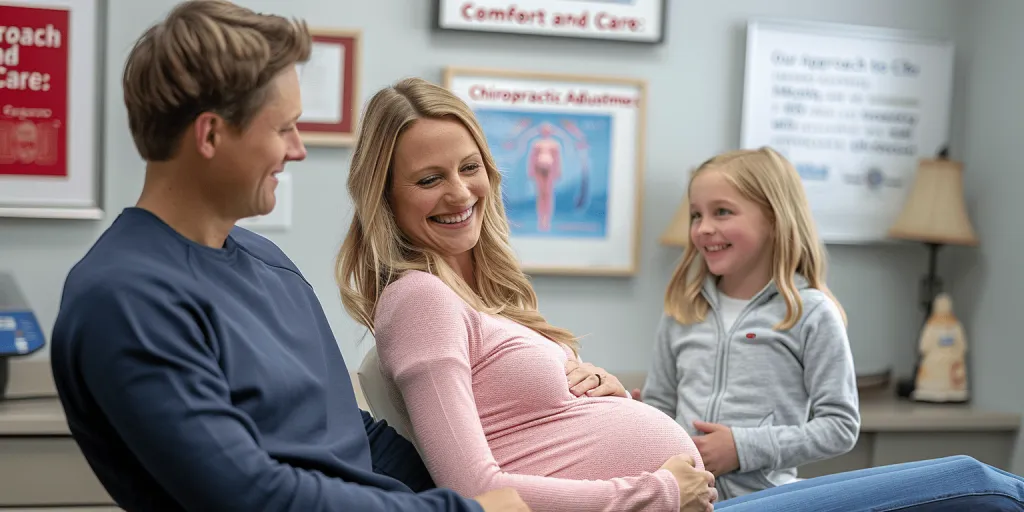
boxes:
[49,1,525,510]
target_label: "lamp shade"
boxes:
[888,158,979,246]
[659,195,691,247]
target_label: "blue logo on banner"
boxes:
[866,167,885,190]
[795,163,829,181]
[0,310,46,356]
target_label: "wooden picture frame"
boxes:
[444,66,647,276]
[0,0,106,219]
[434,0,668,44]
[296,28,361,147]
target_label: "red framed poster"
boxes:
[0,0,103,219]
[0,3,69,177]
[296,28,361,147]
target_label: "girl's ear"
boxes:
[764,206,777,228]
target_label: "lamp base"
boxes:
[898,246,944,401]
[896,376,916,399]
[919,243,943,315]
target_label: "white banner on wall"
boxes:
[740,19,955,243]
[436,0,666,43]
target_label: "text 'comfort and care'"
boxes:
[458,3,647,33]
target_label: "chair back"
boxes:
[357,345,419,450]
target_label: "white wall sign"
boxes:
[436,1,666,43]
[740,19,955,243]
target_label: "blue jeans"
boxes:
[715,456,1024,511]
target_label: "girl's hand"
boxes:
[692,421,740,477]
[564,360,628,398]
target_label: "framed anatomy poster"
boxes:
[296,28,361,147]
[0,0,104,219]
[444,66,647,276]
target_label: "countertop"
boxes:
[1,391,1019,436]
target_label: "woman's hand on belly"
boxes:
[564,360,628,398]
[660,454,717,512]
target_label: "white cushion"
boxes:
[357,345,421,452]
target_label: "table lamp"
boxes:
[888,155,979,313]
[888,154,979,398]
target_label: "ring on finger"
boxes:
[596,374,603,385]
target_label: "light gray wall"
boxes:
[0,0,965,375]
[945,0,1024,475]
[0,3,967,384]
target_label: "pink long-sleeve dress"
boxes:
[373,271,704,512]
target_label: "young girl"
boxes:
[641,146,861,502]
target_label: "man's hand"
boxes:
[564,360,628,398]
[659,454,717,512]
[692,421,740,477]
[474,488,530,511]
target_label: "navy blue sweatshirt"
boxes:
[50,207,482,512]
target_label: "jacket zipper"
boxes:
[701,309,726,422]
[703,288,769,424]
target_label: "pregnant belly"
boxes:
[488,397,703,481]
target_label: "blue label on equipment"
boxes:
[0,310,46,356]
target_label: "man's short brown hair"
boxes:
[123,0,312,161]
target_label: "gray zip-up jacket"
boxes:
[643,275,860,501]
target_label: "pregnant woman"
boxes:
[338,78,709,511]
[336,76,1024,512]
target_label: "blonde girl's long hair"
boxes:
[335,77,579,354]
[664,147,847,330]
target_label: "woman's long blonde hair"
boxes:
[336,77,579,354]
[664,147,846,330]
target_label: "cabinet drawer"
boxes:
[0,437,114,507]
